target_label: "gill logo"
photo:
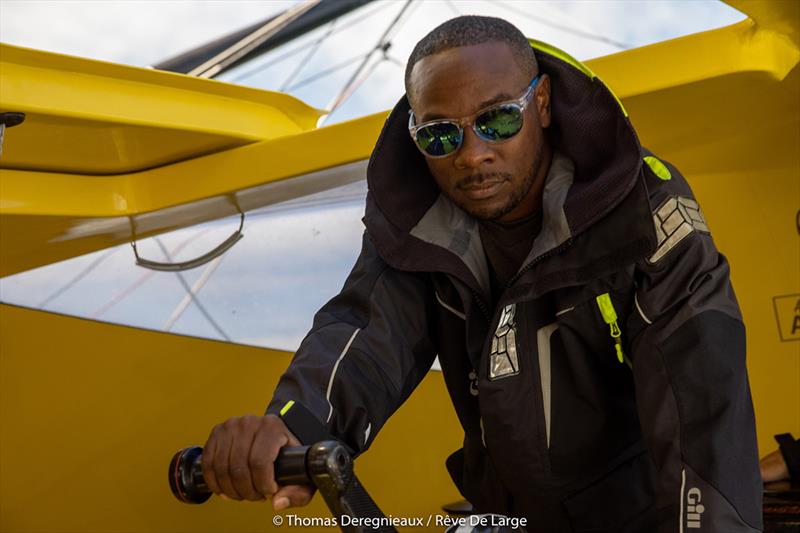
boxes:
[686,487,704,529]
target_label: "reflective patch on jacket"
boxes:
[489,304,520,380]
[649,196,709,263]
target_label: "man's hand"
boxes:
[201,414,316,510]
[760,447,790,483]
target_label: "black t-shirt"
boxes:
[478,209,544,305]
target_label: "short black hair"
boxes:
[404,15,537,103]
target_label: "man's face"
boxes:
[408,41,551,222]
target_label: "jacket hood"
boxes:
[364,40,647,294]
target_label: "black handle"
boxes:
[169,440,395,533]
[168,444,313,504]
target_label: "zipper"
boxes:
[596,292,625,364]
[473,237,576,318]
[470,288,491,321]
[473,239,575,478]
[503,238,575,295]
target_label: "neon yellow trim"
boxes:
[529,39,596,79]
[279,400,295,416]
[596,293,618,324]
[596,293,625,364]
[608,89,629,118]
[644,156,672,181]
[615,344,625,364]
[529,38,628,118]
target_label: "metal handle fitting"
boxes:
[131,212,244,272]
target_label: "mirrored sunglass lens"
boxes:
[416,123,462,156]
[476,105,523,141]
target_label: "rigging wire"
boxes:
[228,0,630,117]
[443,0,462,17]
[191,0,321,78]
[228,0,391,84]
[321,0,417,124]
[155,238,232,341]
[36,248,118,309]
[284,52,371,92]
[378,0,420,44]
[279,19,338,91]
[383,54,405,68]
[493,0,631,50]
[89,228,213,319]
[327,53,386,113]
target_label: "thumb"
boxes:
[272,484,316,511]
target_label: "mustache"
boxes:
[457,172,513,189]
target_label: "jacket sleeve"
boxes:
[627,161,762,532]
[265,231,438,455]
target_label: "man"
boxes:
[201,16,762,532]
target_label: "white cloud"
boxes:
[0,0,296,66]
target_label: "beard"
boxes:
[450,139,546,221]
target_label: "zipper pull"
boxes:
[596,293,625,364]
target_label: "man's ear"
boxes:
[536,73,551,128]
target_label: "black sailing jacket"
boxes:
[267,41,762,532]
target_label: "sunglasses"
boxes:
[407,75,541,158]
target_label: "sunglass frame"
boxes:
[407,75,541,158]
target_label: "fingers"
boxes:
[202,414,304,503]
[269,422,315,510]
[230,416,265,501]
[212,426,243,500]
[201,426,221,496]
[250,420,288,498]
[284,427,302,447]
[272,484,316,511]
